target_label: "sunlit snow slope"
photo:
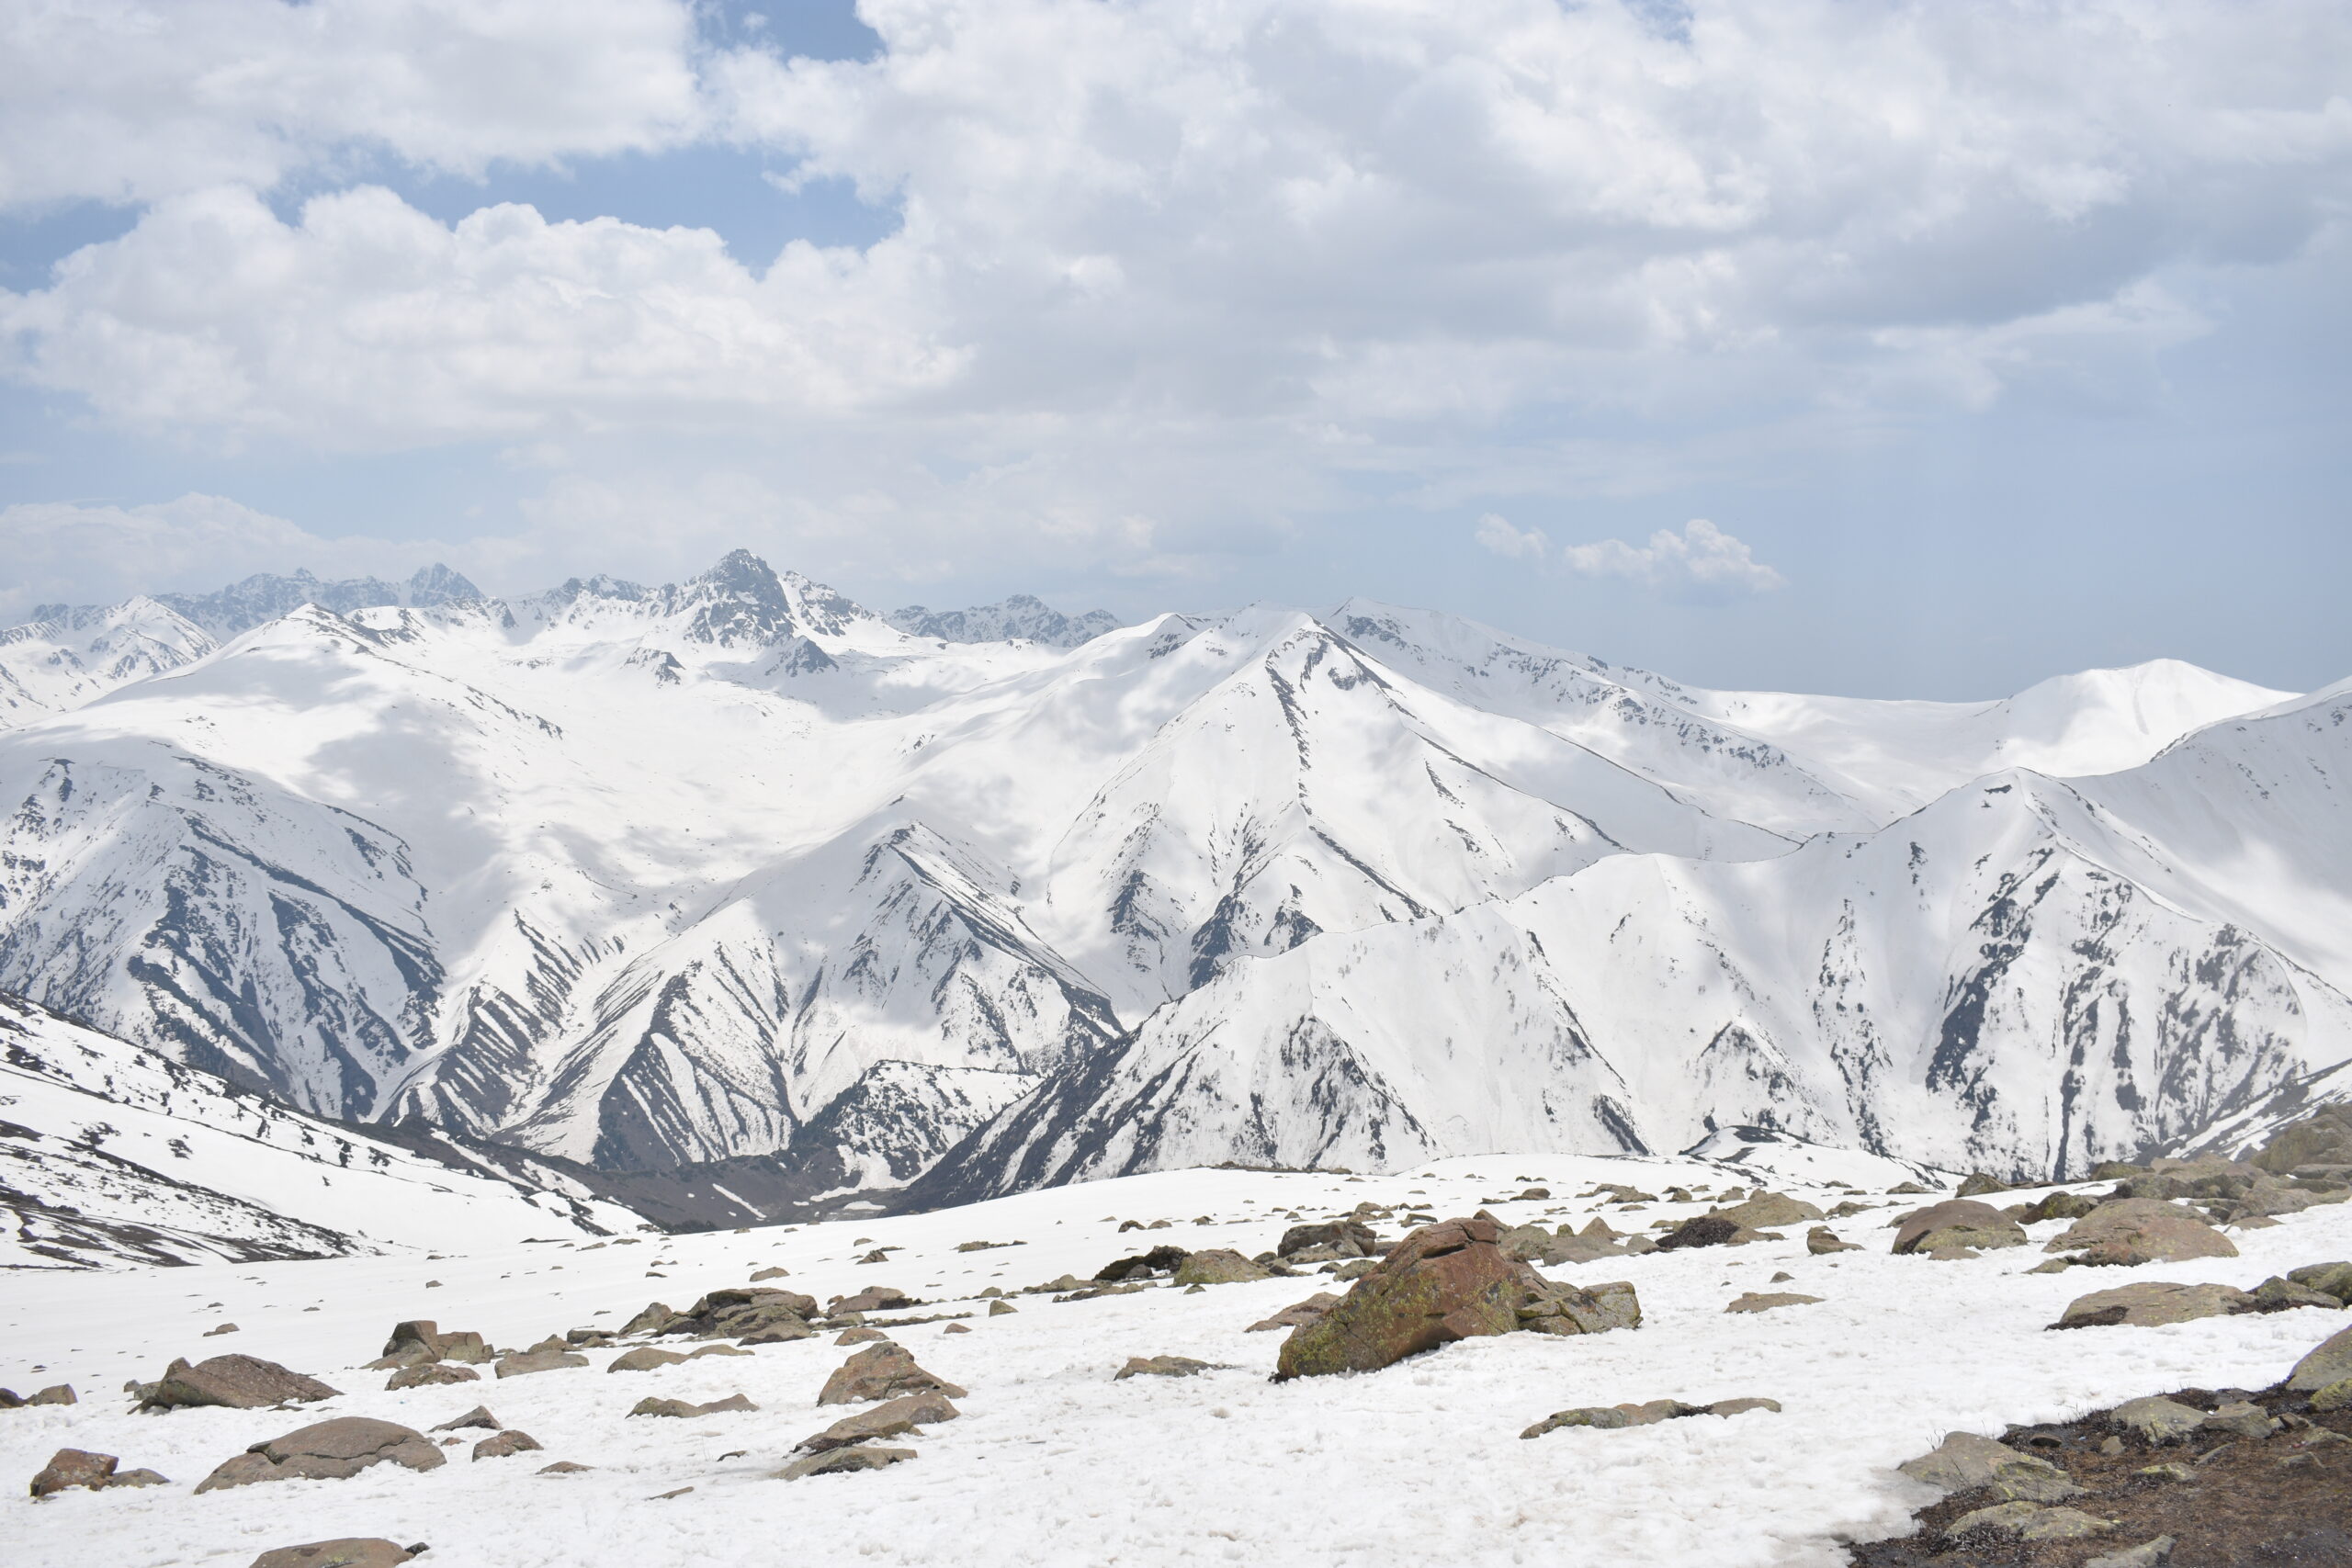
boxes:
[0,550,2327,1199]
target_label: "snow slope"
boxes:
[3,1155,2346,1568]
[0,551,2324,1193]
[0,990,652,1269]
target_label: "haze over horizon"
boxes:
[4,0,2347,700]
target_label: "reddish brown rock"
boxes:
[817,1343,967,1405]
[248,1541,420,1568]
[194,1417,444,1493]
[140,1355,339,1412]
[29,1448,117,1498]
[796,1392,959,1453]
[471,1429,542,1461]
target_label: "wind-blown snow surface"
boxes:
[0,550,2331,1194]
[5,1156,2348,1568]
[0,991,649,1268]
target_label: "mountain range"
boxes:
[1,550,2345,1230]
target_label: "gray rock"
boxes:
[2250,1275,2343,1312]
[1807,1226,1860,1255]
[2109,1396,2204,1444]
[2199,1401,2279,1439]
[1172,1249,1272,1286]
[2083,1538,2176,1568]
[628,1393,758,1418]
[2287,1322,2352,1392]
[775,1444,915,1480]
[195,1417,445,1493]
[385,1362,479,1391]
[2052,1280,2256,1329]
[606,1348,688,1373]
[493,1347,588,1379]
[1949,1502,2112,1541]
[2287,1261,2352,1304]
[471,1429,542,1460]
[1897,1432,2080,1502]
[1725,1292,1823,1314]
[1892,1201,2026,1255]
[2042,1199,2237,1267]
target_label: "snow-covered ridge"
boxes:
[0,990,653,1269]
[0,548,2332,1201]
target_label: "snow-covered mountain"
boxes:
[0,549,2333,1209]
[888,592,1123,648]
[0,988,651,1269]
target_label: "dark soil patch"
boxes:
[1849,1381,2352,1567]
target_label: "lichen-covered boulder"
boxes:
[1897,1432,2079,1503]
[140,1354,339,1412]
[2041,1199,2237,1267]
[1171,1249,1271,1286]
[1892,1201,2026,1255]
[2288,1261,2352,1305]
[2288,1321,2352,1392]
[1713,1191,1826,1229]
[1277,1220,1377,1258]
[2051,1280,2255,1329]
[194,1418,443,1493]
[1274,1216,1635,1380]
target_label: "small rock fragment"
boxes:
[1724,1292,1823,1314]
[471,1429,543,1461]
[247,1540,420,1568]
[1114,1356,1213,1380]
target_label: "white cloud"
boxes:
[1475,513,1548,559]
[0,493,426,618]
[0,0,710,209]
[1559,520,1784,600]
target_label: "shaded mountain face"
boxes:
[0,549,2335,1208]
[888,592,1123,649]
[0,988,649,1269]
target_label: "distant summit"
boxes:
[135,564,484,637]
[889,592,1123,649]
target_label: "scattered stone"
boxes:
[494,1347,588,1379]
[688,1343,752,1359]
[1806,1226,1860,1255]
[1248,1292,1341,1333]
[1956,1173,2010,1198]
[1520,1397,1775,1438]
[140,1355,339,1412]
[2288,1261,2352,1304]
[2083,1538,2177,1568]
[988,1300,1017,1317]
[740,1320,815,1345]
[1948,1502,2113,1541]
[26,1383,75,1405]
[1896,1432,2081,1502]
[1094,1244,1190,1282]
[836,1327,887,1346]
[1725,1292,1823,1314]
[1711,1191,1826,1228]
[829,1287,913,1315]
[205,1323,239,1337]
[472,1428,542,1460]
[751,1266,791,1280]
[1115,1356,1214,1380]
[2135,1462,2197,1483]
[2052,1280,2257,1329]
[1275,1216,1638,1380]
[796,1393,959,1453]
[2018,1190,2103,1224]
[2199,1401,2279,1439]
[1277,1220,1377,1258]
[776,1444,914,1480]
[1655,1215,1751,1250]
[1892,1200,2027,1255]
[1172,1249,1272,1286]
[2042,1199,2238,1267]
[385,1362,479,1391]
[818,1343,967,1405]
[2250,1275,2342,1312]
[2286,1321,2352,1391]
[538,1461,593,1474]
[2108,1396,2205,1444]
[620,1303,678,1336]
[375,1321,491,1368]
[607,1348,688,1373]
[195,1417,445,1493]
[248,1540,421,1568]
[29,1448,126,1497]
[628,1393,758,1418]
[431,1405,501,1432]
[942,1323,971,1336]
[2312,1378,2352,1411]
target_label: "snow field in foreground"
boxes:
[6,1151,2348,1568]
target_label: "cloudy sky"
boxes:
[2,0,2346,697]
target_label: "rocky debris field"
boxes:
[4,1136,2351,1568]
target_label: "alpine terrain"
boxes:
[1,552,2344,1224]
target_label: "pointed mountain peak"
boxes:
[406,563,483,605]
